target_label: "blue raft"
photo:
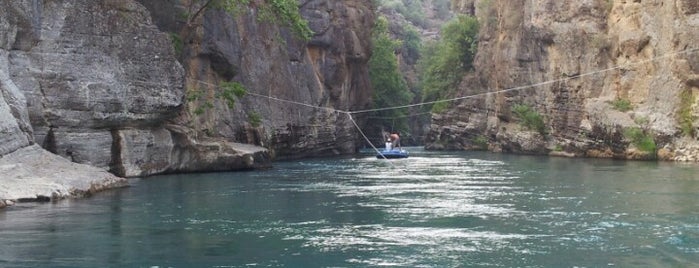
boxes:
[376,149,409,159]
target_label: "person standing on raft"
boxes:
[389,132,400,150]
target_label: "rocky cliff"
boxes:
[1,1,128,207]
[1,0,375,207]
[428,0,699,161]
[140,0,375,160]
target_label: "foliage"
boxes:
[472,135,488,149]
[257,0,314,41]
[169,32,184,58]
[677,89,696,137]
[623,127,656,153]
[187,0,313,41]
[369,16,414,133]
[608,98,633,112]
[432,0,452,19]
[430,100,449,113]
[186,87,205,102]
[553,144,564,152]
[402,24,422,65]
[512,104,546,134]
[194,101,214,116]
[418,15,479,112]
[187,81,247,116]
[377,0,427,27]
[217,81,247,109]
[248,111,262,127]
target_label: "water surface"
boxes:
[1,148,698,267]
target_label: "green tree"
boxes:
[378,0,426,27]
[418,15,479,112]
[402,24,422,65]
[369,16,414,134]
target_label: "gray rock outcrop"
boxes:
[141,0,375,160]
[0,0,274,208]
[1,0,127,207]
[2,0,271,184]
[0,145,128,207]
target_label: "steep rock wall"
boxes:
[1,0,126,207]
[141,0,375,160]
[428,0,699,161]
[2,0,270,179]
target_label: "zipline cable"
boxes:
[347,113,397,164]
[183,47,699,162]
[348,47,699,115]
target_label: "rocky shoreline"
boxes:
[0,145,128,209]
[0,143,270,209]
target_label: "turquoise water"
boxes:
[1,148,698,267]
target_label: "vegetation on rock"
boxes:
[512,104,546,135]
[677,89,696,137]
[248,111,262,127]
[185,0,313,41]
[187,81,247,115]
[369,16,413,134]
[623,127,656,153]
[418,14,478,112]
[608,98,633,112]
[218,81,247,109]
[377,0,451,28]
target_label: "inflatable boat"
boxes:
[376,149,409,159]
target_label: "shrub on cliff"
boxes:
[185,0,313,41]
[608,98,633,112]
[418,15,479,112]
[512,104,546,135]
[623,127,656,153]
[369,16,413,134]
[677,89,696,137]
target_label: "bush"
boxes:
[419,15,479,111]
[472,135,488,149]
[623,127,656,153]
[369,16,413,133]
[677,89,696,137]
[169,32,183,58]
[608,98,633,112]
[248,112,262,127]
[512,104,546,134]
[218,81,247,109]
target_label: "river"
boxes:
[1,148,698,267]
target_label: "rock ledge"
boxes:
[0,145,128,208]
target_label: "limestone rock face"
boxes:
[1,0,271,182]
[7,0,186,170]
[429,0,699,160]
[2,0,373,192]
[1,1,128,207]
[141,0,375,160]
